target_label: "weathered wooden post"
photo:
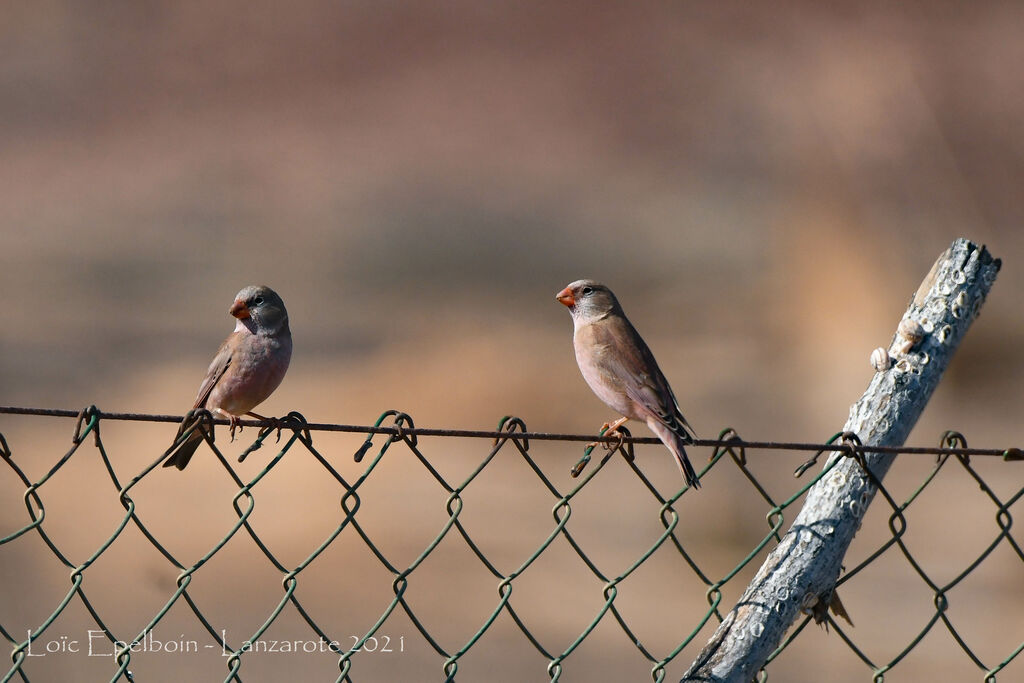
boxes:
[682,239,1001,682]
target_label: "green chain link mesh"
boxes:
[1,407,1021,682]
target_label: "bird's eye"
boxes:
[581,286,594,295]
[253,296,265,306]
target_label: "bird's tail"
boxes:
[162,426,204,471]
[672,439,701,490]
[650,420,701,490]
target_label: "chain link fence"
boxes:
[1,405,1021,682]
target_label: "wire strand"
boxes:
[0,405,1015,456]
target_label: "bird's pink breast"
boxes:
[208,337,291,416]
[574,333,638,419]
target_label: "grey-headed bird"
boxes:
[163,285,292,470]
[556,280,700,489]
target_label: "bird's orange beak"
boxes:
[229,299,251,319]
[555,286,575,307]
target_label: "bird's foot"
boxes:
[600,416,630,435]
[594,417,630,450]
[575,422,634,477]
[245,411,281,441]
[228,416,241,441]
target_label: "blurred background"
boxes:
[1,1,1021,681]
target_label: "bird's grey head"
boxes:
[555,279,622,322]
[230,285,289,336]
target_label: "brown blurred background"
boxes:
[1,1,1022,681]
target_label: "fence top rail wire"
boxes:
[0,405,1017,458]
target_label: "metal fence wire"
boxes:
[1,405,1021,683]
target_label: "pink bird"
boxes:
[163,285,292,470]
[557,280,700,489]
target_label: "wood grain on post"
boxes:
[681,239,1001,682]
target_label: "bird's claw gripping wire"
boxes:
[237,411,309,462]
[571,425,633,478]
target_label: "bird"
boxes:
[556,279,700,489]
[163,285,292,470]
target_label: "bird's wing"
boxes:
[164,333,238,469]
[191,333,238,410]
[592,316,696,441]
